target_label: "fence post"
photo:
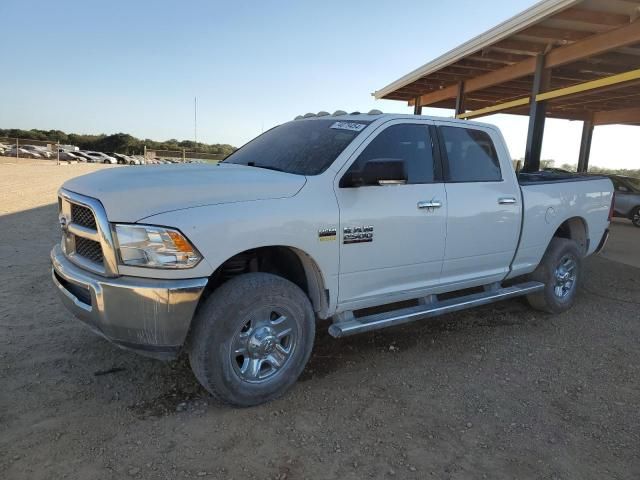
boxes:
[16,138,19,159]
[182,149,186,163]
[143,145,147,162]
[57,143,60,165]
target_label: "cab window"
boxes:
[345,124,437,185]
[440,126,502,182]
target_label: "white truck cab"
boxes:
[51,111,613,406]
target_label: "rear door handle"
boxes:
[498,197,517,205]
[417,200,442,209]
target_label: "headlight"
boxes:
[114,224,201,269]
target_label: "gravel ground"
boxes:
[1,160,639,480]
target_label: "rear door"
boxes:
[436,123,521,287]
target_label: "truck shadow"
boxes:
[126,298,536,418]
[299,299,534,382]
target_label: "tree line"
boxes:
[0,128,236,156]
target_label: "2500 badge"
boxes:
[343,225,373,244]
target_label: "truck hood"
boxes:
[62,163,306,222]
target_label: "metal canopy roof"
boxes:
[374,0,640,126]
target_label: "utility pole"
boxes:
[194,96,198,152]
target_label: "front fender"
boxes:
[143,195,340,313]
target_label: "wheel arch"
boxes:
[201,245,330,319]
[552,216,588,255]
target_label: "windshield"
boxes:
[223,119,372,175]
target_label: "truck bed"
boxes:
[506,172,613,281]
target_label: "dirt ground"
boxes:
[1,159,639,480]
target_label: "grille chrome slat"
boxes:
[58,190,119,277]
[67,223,101,242]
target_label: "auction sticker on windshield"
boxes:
[330,121,368,132]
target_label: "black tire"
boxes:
[188,273,315,407]
[526,238,582,314]
[631,207,640,228]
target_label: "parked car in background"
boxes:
[82,151,117,164]
[5,147,43,159]
[59,151,86,162]
[110,153,124,164]
[22,145,53,159]
[72,151,96,162]
[608,175,640,227]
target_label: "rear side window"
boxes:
[440,126,502,182]
[347,124,437,184]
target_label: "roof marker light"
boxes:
[317,111,330,117]
[332,110,347,116]
[367,109,383,115]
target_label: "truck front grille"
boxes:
[58,190,118,276]
[71,203,97,229]
[75,237,104,264]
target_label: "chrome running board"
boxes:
[328,281,544,338]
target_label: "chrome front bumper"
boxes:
[51,244,208,359]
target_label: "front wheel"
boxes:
[631,207,640,228]
[526,238,582,314]
[188,273,315,407]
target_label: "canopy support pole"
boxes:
[455,81,466,117]
[413,97,422,115]
[577,119,594,173]
[524,54,550,173]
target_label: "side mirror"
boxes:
[341,158,407,187]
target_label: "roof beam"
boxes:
[457,68,640,119]
[491,39,547,55]
[456,97,530,119]
[545,20,640,66]
[553,7,631,27]
[469,51,532,64]
[518,26,593,42]
[536,68,640,101]
[593,106,640,125]
[416,19,640,107]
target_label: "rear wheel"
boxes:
[526,238,582,314]
[631,207,640,228]
[188,273,315,406]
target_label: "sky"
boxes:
[0,0,636,169]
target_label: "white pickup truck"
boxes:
[51,112,613,406]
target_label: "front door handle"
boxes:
[417,200,442,209]
[498,197,517,205]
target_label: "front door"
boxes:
[335,120,447,308]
